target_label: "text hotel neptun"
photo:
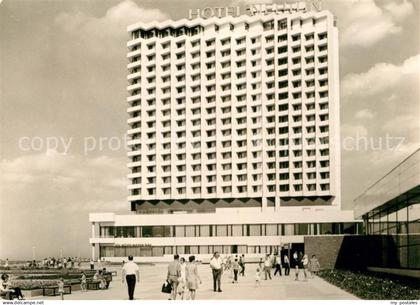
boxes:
[188,1,314,20]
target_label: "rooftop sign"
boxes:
[188,1,320,20]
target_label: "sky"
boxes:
[0,0,419,260]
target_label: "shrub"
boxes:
[318,269,420,300]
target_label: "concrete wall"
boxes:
[304,235,420,271]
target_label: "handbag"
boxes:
[161,280,172,294]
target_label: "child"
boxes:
[255,267,261,287]
[81,272,87,292]
[58,278,65,300]
[309,254,320,278]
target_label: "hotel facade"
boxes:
[89,3,360,262]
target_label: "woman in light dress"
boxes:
[185,256,202,300]
[177,257,187,300]
[301,254,309,280]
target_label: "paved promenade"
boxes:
[31,263,357,300]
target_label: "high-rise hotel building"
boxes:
[89,3,360,261]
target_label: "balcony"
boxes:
[127,161,141,168]
[127,150,141,157]
[127,116,141,124]
[127,105,141,113]
[127,38,142,48]
[127,126,141,135]
[127,49,141,59]
[127,60,141,70]
[127,138,142,147]
[127,83,141,92]
[127,172,141,179]
[127,71,141,81]
[127,183,141,190]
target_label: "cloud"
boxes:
[342,124,368,138]
[339,52,419,208]
[338,0,414,47]
[342,54,420,98]
[383,114,420,132]
[0,151,128,259]
[384,0,415,21]
[56,0,168,32]
[1,150,126,194]
[355,109,375,119]
[55,0,169,57]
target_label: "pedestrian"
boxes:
[90,259,95,270]
[239,254,245,276]
[293,252,299,280]
[81,272,87,292]
[283,254,290,276]
[255,267,261,287]
[231,258,240,283]
[177,258,187,300]
[209,252,223,292]
[185,256,201,300]
[167,254,181,300]
[302,254,309,280]
[309,254,320,277]
[263,255,272,280]
[273,254,282,276]
[122,255,140,300]
[58,278,65,300]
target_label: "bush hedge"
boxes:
[318,269,420,300]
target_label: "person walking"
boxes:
[231,258,240,283]
[89,259,95,270]
[185,256,201,300]
[263,255,272,280]
[177,258,187,300]
[273,254,282,276]
[293,252,299,280]
[167,254,181,300]
[122,256,140,300]
[239,254,245,276]
[255,267,261,287]
[284,254,290,276]
[210,252,223,292]
[309,254,320,278]
[302,254,309,280]
[80,272,87,292]
[58,278,65,300]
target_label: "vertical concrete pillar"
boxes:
[261,197,267,211]
[91,222,96,238]
[91,244,96,260]
[275,196,280,210]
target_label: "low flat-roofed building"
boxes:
[354,148,420,270]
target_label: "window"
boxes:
[216,225,228,237]
[278,19,287,30]
[249,224,261,236]
[185,226,195,237]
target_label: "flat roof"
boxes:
[354,148,420,219]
